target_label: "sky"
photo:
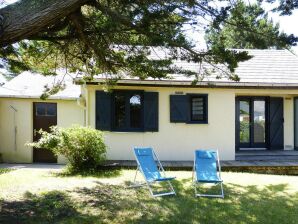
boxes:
[1,0,298,53]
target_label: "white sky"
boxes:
[264,3,298,53]
[1,0,298,53]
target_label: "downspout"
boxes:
[9,105,17,151]
[84,83,89,126]
[76,83,89,127]
[76,96,86,126]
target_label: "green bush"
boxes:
[28,126,107,172]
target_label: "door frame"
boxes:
[294,97,298,151]
[235,96,269,151]
[32,102,58,163]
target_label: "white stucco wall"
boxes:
[0,98,85,164]
[87,86,235,161]
[0,86,297,163]
[86,86,298,161]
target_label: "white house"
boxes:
[0,49,298,163]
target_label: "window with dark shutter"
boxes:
[95,90,158,132]
[112,90,144,131]
[189,94,208,123]
[170,94,208,124]
[144,92,159,131]
[96,91,112,131]
[170,95,189,122]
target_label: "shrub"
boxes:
[28,126,107,172]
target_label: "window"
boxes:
[113,91,143,131]
[170,94,208,124]
[129,94,142,128]
[96,90,159,132]
[190,95,207,123]
[35,103,57,116]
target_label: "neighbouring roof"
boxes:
[89,49,298,88]
[0,74,7,85]
[0,71,81,100]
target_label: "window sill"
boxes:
[170,121,208,124]
[186,121,208,124]
[111,129,145,133]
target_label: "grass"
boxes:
[0,168,12,175]
[0,168,298,224]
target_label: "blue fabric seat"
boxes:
[193,149,224,198]
[132,147,176,197]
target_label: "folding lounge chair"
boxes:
[132,147,176,197]
[193,149,224,198]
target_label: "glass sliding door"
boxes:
[253,100,266,144]
[236,97,268,150]
[239,100,250,146]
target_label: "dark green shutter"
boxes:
[269,97,284,149]
[170,95,189,122]
[96,91,112,131]
[143,92,158,132]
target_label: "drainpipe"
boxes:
[83,83,89,126]
[76,96,86,127]
[9,105,17,151]
[76,83,89,127]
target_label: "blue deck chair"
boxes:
[193,149,224,198]
[132,147,176,197]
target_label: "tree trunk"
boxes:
[0,0,91,47]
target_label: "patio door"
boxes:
[236,97,268,150]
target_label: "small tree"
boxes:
[205,1,297,49]
[28,126,107,172]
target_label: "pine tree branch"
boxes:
[0,0,91,47]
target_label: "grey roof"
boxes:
[231,49,298,83]
[91,49,298,87]
[0,49,297,99]
[0,71,81,100]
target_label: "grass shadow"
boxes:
[53,167,122,178]
[71,179,298,223]
[1,177,298,223]
[0,191,86,224]
[0,168,13,175]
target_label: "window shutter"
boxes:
[269,97,284,149]
[170,95,189,122]
[143,92,159,132]
[96,91,112,131]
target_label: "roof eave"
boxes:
[78,79,298,89]
[0,94,79,100]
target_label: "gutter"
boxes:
[0,95,79,100]
[76,78,298,89]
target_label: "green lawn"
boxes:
[0,167,298,224]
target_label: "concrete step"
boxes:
[236,155,298,161]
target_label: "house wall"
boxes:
[86,85,298,161]
[0,98,84,164]
[0,86,296,163]
[87,86,236,161]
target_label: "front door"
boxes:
[236,97,268,150]
[33,102,57,163]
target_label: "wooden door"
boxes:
[33,102,57,163]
